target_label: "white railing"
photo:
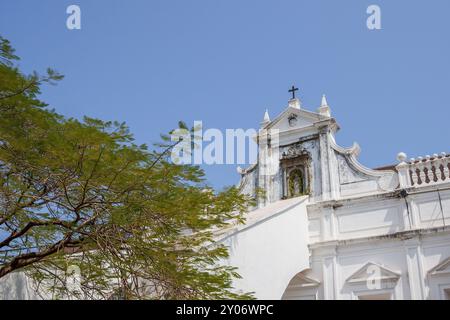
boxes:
[396,152,450,188]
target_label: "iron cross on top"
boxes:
[288,85,299,99]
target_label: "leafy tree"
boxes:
[0,36,254,299]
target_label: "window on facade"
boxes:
[288,168,305,197]
[357,292,392,300]
[444,288,450,300]
[283,293,317,300]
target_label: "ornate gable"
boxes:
[281,142,310,160]
[346,262,401,284]
[264,100,329,133]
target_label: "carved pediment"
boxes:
[287,272,320,288]
[281,143,310,160]
[266,107,327,132]
[346,262,401,284]
[428,257,450,276]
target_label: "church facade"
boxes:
[219,94,450,300]
[1,93,450,300]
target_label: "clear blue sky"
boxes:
[1,0,449,190]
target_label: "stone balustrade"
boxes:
[396,152,450,188]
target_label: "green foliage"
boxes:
[0,36,254,299]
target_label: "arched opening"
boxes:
[280,146,311,199]
[281,271,320,300]
[288,168,304,197]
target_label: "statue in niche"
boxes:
[288,168,305,197]
[281,143,311,198]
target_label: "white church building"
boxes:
[216,93,450,300]
[1,93,450,301]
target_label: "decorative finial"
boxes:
[321,94,328,107]
[397,152,407,163]
[263,109,270,122]
[318,94,331,117]
[261,109,271,127]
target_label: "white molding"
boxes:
[352,288,395,300]
[310,225,450,250]
[428,257,450,276]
